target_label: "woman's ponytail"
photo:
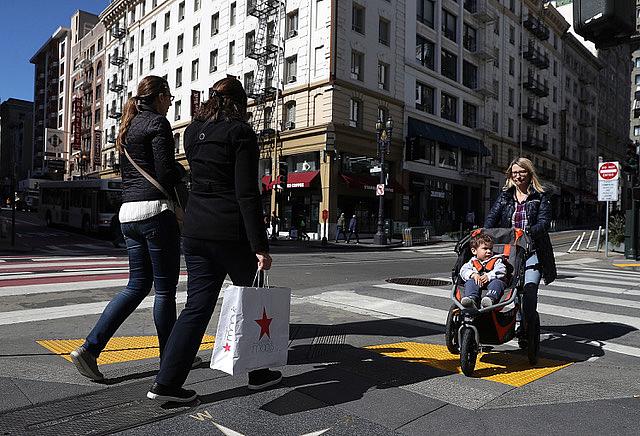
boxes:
[115,97,139,152]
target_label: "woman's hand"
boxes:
[256,252,272,270]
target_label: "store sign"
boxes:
[190,90,201,116]
[72,97,82,151]
[93,130,102,167]
[431,191,445,198]
[598,161,619,202]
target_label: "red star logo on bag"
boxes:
[223,343,231,352]
[255,307,273,339]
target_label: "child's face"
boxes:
[472,243,493,261]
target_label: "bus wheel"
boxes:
[45,211,52,227]
[82,216,91,234]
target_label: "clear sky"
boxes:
[0,0,110,103]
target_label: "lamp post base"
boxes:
[373,231,387,246]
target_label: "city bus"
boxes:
[39,179,122,233]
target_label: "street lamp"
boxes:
[373,116,393,245]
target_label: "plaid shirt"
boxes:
[512,201,528,230]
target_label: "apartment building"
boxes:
[66,12,105,179]
[631,2,640,144]
[0,99,34,200]
[30,27,71,179]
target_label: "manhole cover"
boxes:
[386,278,450,287]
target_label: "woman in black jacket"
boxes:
[70,76,183,381]
[484,157,557,342]
[148,78,279,403]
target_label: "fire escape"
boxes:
[247,0,285,159]
[106,23,128,172]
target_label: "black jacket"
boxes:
[181,118,268,253]
[484,187,557,285]
[120,104,181,203]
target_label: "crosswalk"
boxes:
[303,263,640,360]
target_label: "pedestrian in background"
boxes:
[270,210,279,240]
[148,77,280,403]
[71,76,184,381]
[484,157,556,347]
[335,212,347,242]
[346,214,359,244]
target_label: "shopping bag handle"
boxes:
[252,270,270,288]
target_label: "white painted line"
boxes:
[0,269,129,281]
[0,260,126,270]
[0,275,188,297]
[558,266,640,277]
[548,281,640,296]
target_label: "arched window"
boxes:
[284,101,296,129]
[96,61,102,77]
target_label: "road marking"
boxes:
[547,280,640,296]
[0,269,130,281]
[0,256,123,263]
[0,260,128,271]
[613,263,640,267]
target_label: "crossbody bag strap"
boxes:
[123,146,172,200]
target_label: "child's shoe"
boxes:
[461,296,477,308]
[481,296,495,308]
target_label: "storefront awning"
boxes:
[263,171,320,191]
[408,117,490,156]
[341,174,405,194]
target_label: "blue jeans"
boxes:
[463,278,506,302]
[84,210,180,359]
[155,237,259,388]
[522,253,542,323]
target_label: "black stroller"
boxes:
[445,228,540,376]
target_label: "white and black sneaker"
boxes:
[147,383,198,403]
[70,346,104,381]
[460,297,477,309]
[248,369,283,391]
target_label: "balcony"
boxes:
[522,44,549,69]
[80,58,92,69]
[77,79,92,90]
[522,75,549,97]
[112,26,126,39]
[247,0,281,18]
[109,81,124,92]
[475,121,497,134]
[520,134,548,151]
[110,55,126,67]
[523,15,550,41]
[464,0,494,23]
[475,80,498,98]
[108,107,122,119]
[520,106,549,125]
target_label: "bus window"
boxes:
[82,189,92,208]
[71,190,81,208]
[98,191,122,214]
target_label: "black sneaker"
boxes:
[147,382,198,403]
[247,369,282,391]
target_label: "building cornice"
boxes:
[100,0,140,26]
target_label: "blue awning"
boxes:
[408,117,490,156]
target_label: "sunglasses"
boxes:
[511,170,529,177]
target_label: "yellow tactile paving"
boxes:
[613,263,640,268]
[365,341,572,387]
[37,335,215,365]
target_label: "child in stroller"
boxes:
[459,233,507,309]
[445,227,540,376]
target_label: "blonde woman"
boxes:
[484,157,557,346]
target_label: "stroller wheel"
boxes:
[527,313,541,365]
[445,305,460,354]
[460,328,478,377]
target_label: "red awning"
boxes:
[340,174,404,194]
[263,171,320,190]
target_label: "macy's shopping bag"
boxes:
[211,273,291,375]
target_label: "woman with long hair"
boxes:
[484,157,557,346]
[147,78,279,403]
[70,76,185,380]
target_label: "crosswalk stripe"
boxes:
[0,269,129,281]
[0,256,123,263]
[558,266,640,277]
[0,260,128,271]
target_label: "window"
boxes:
[266,64,274,87]
[151,21,156,40]
[492,112,499,132]
[209,49,218,72]
[462,61,477,89]
[230,2,236,25]
[176,67,182,87]
[286,55,298,82]
[174,100,181,121]
[508,118,514,137]
[178,1,185,21]
[509,25,515,44]
[509,56,515,76]
[95,84,101,100]
[352,2,365,34]
[141,29,145,46]
[286,10,299,37]
[378,106,389,123]
[164,11,170,30]
[139,58,143,74]
[228,41,235,64]
[553,60,557,76]
[417,0,434,27]
[350,50,364,81]
[493,48,500,67]
[177,34,184,54]
[439,144,458,169]
[349,98,361,127]
[285,102,296,126]
[193,24,200,46]
[194,0,201,12]
[150,51,155,69]
[245,31,255,56]
[508,87,514,107]
[163,43,169,62]
[463,102,477,128]
[494,16,500,35]
[379,17,390,45]
[128,63,134,80]
[552,112,557,128]
[415,81,434,113]
[553,86,557,102]
[211,13,219,35]
[378,61,389,90]
[191,58,199,81]
[97,37,103,51]
[416,35,434,69]
[129,35,135,52]
[635,126,640,136]
[244,71,254,92]
[636,58,640,68]
[441,92,457,122]
[635,74,640,86]
[442,9,456,42]
[463,24,476,51]
[441,49,457,81]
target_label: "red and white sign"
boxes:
[598,162,619,181]
[376,184,385,196]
